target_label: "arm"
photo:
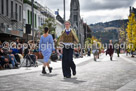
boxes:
[71,30,79,44]
[58,32,64,44]
[49,35,55,52]
[39,37,42,53]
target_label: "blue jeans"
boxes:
[9,55,17,67]
[59,55,62,60]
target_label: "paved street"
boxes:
[0,54,136,91]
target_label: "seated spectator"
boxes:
[17,43,23,59]
[25,49,38,67]
[11,43,19,55]
[29,50,38,66]
[0,46,9,69]
[0,41,2,46]
[74,48,79,58]
[2,42,19,68]
[17,43,23,54]
[33,47,39,52]
[11,43,23,63]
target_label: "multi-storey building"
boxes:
[23,0,63,41]
[0,0,23,41]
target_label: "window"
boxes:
[41,18,42,25]
[1,0,4,14]
[38,17,40,26]
[19,6,21,21]
[6,0,9,16]
[15,3,17,20]
[35,14,37,28]
[28,10,30,24]
[30,11,32,24]
[74,15,78,21]
[73,2,77,10]
[11,1,13,18]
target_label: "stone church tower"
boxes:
[70,0,85,48]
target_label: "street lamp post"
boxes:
[86,22,87,39]
[32,0,34,42]
[63,0,65,22]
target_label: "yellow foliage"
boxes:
[126,13,136,50]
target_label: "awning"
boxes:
[0,28,23,37]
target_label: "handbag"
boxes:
[50,52,58,62]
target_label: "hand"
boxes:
[59,42,63,45]
[1,49,3,53]
[39,52,42,55]
[9,50,12,53]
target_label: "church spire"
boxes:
[70,0,80,11]
[70,0,80,24]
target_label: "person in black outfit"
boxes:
[87,47,91,56]
[58,21,79,78]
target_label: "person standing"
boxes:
[87,46,91,56]
[107,40,114,61]
[58,21,79,78]
[116,43,120,57]
[39,27,55,74]
[92,43,99,61]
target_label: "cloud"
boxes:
[35,0,135,24]
[82,8,129,24]
[80,0,134,11]
[36,0,70,11]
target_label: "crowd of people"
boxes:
[0,38,86,70]
[0,39,39,70]
[1,37,131,71]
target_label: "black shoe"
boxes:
[110,57,112,61]
[42,67,47,74]
[94,57,96,61]
[48,67,53,73]
[65,76,71,78]
[73,71,76,76]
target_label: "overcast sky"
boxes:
[36,0,136,24]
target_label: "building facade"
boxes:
[70,0,85,48]
[83,23,92,40]
[23,1,63,41]
[23,2,46,40]
[0,0,23,41]
[0,0,64,42]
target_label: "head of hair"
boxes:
[44,27,49,34]
[65,21,71,25]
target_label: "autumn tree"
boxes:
[126,13,136,55]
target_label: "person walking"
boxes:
[107,40,114,61]
[116,43,120,57]
[92,43,99,61]
[39,27,55,74]
[87,46,91,56]
[58,21,79,78]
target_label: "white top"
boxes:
[65,28,71,32]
